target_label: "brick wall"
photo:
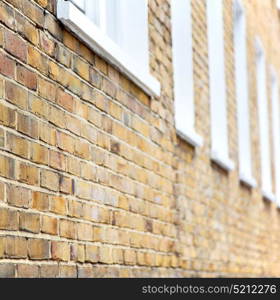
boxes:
[0,0,279,277]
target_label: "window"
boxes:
[255,38,274,201]
[271,67,280,205]
[207,0,234,171]
[171,0,203,147]
[233,0,256,187]
[57,0,160,97]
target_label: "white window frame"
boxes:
[57,0,160,97]
[233,0,256,188]
[271,67,280,206]
[171,0,203,148]
[255,38,275,202]
[207,0,234,171]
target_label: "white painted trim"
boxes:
[233,0,255,189]
[255,37,274,200]
[240,173,257,188]
[211,150,235,172]
[171,0,202,149]
[262,190,276,202]
[207,0,233,171]
[57,0,160,97]
[271,66,280,205]
[176,129,203,148]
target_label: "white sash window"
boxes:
[57,0,160,97]
[207,0,234,171]
[171,0,203,147]
[233,0,256,187]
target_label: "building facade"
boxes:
[0,0,280,277]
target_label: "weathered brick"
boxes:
[30,143,49,165]
[0,237,4,258]
[77,265,93,278]
[45,12,62,40]
[4,30,27,62]
[48,60,60,80]
[39,123,56,146]
[0,2,15,30]
[17,112,38,138]
[0,78,3,98]
[89,67,102,88]
[63,30,79,52]
[67,156,81,176]
[6,132,29,158]
[49,150,66,171]
[58,265,77,278]
[27,46,48,75]
[39,31,56,57]
[40,264,58,278]
[77,223,93,242]
[0,155,15,179]
[74,140,90,160]
[49,196,67,215]
[59,219,76,240]
[31,191,49,212]
[15,12,39,46]
[0,128,4,148]
[51,241,70,261]
[123,249,136,265]
[0,29,3,47]
[38,77,57,102]
[41,215,57,235]
[0,53,15,79]
[66,114,81,136]
[102,78,117,98]
[95,55,108,75]
[75,180,92,200]
[56,88,74,113]
[36,0,48,9]
[56,131,75,153]
[0,264,15,278]
[17,64,37,90]
[85,245,99,263]
[78,42,94,64]
[7,185,30,208]
[17,161,39,186]
[29,94,49,118]
[17,264,40,278]
[28,239,50,260]
[48,106,65,128]
[40,169,59,191]
[5,81,28,109]
[0,182,4,202]
[73,56,90,81]
[19,212,40,233]
[59,176,73,194]
[22,0,44,26]
[81,123,97,144]
[71,244,85,263]
[5,236,27,258]
[99,247,113,264]
[55,45,71,67]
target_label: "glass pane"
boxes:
[106,0,121,44]
[72,0,85,11]
[85,0,101,27]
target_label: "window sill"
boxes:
[262,190,276,202]
[240,173,257,189]
[211,150,235,172]
[176,129,203,148]
[57,0,161,98]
